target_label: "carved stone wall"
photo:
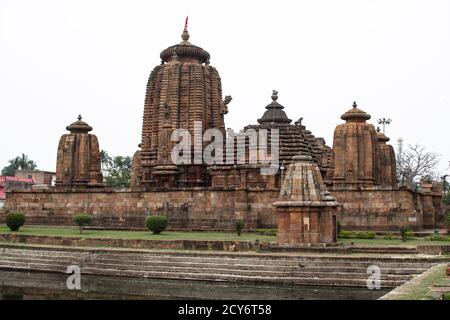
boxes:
[375,128,397,188]
[133,29,230,189]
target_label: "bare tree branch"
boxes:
[396,141,441,187]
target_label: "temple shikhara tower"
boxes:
[331,102,378,189]
[3,22,445,239]
[131,25,229,189]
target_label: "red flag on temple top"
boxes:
[184,16,188,31]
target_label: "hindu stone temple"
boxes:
[55,115,104,190]
[274,155,339,244]
[2,26,445,238]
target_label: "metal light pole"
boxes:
[442,174,449,194]
[280,161,285,187]
[377,118,392,134]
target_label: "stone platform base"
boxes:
[332,188,445,230]
[4,189,279,230]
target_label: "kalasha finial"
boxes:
[181,16,190,41]
[78,115,82,121]
[376,126,381,132]
[271,90,278,101]
[353,101,357,108]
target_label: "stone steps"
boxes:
[0,259,413,281]
[349,247,417,254]
[0,250,434,269]
[0,246,438,288]
[0,255,426,279]
[0,255,428,277]
[80,266,407,288]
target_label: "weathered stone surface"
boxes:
[4,189,274,229]
[332,102,378,188]
[132,28,229,189]
[4,29,445,233]
[55,116,103,189]
[375,127,397,188]
[274,155,339,244]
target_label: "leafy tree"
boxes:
[104,155,132,188]
[1,154,37,176]
[73,214,93,234]
[444,193,450,205]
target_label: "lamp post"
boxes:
[442,174,448,194]
[280,161,285,187]
[377,118,392,134]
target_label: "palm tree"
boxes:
[17,153,37,170]
[99,150,112,171]
[1,154,37,176]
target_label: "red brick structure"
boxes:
[274,155,339,244]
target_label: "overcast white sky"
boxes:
[0,0,449,174]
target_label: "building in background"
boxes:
[14,170,56,188]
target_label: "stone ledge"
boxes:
[0,233,254,252]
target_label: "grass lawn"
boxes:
[0,225,276,242]
[382,263,449,300]
[0,225,449,246]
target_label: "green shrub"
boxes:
[399,227,410,242]
[338,230,375,239]
[383,232,395,240]
[428,235,450,242]
[442,294,450,300]
[338,230,351,239]
[5,212,25,231]
[146,215,168,234]
[73,214,93,234]
[360,231,376,239]
[254,229,277,236]
[235,220,245,236]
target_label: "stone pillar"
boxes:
[274,155,340,244]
